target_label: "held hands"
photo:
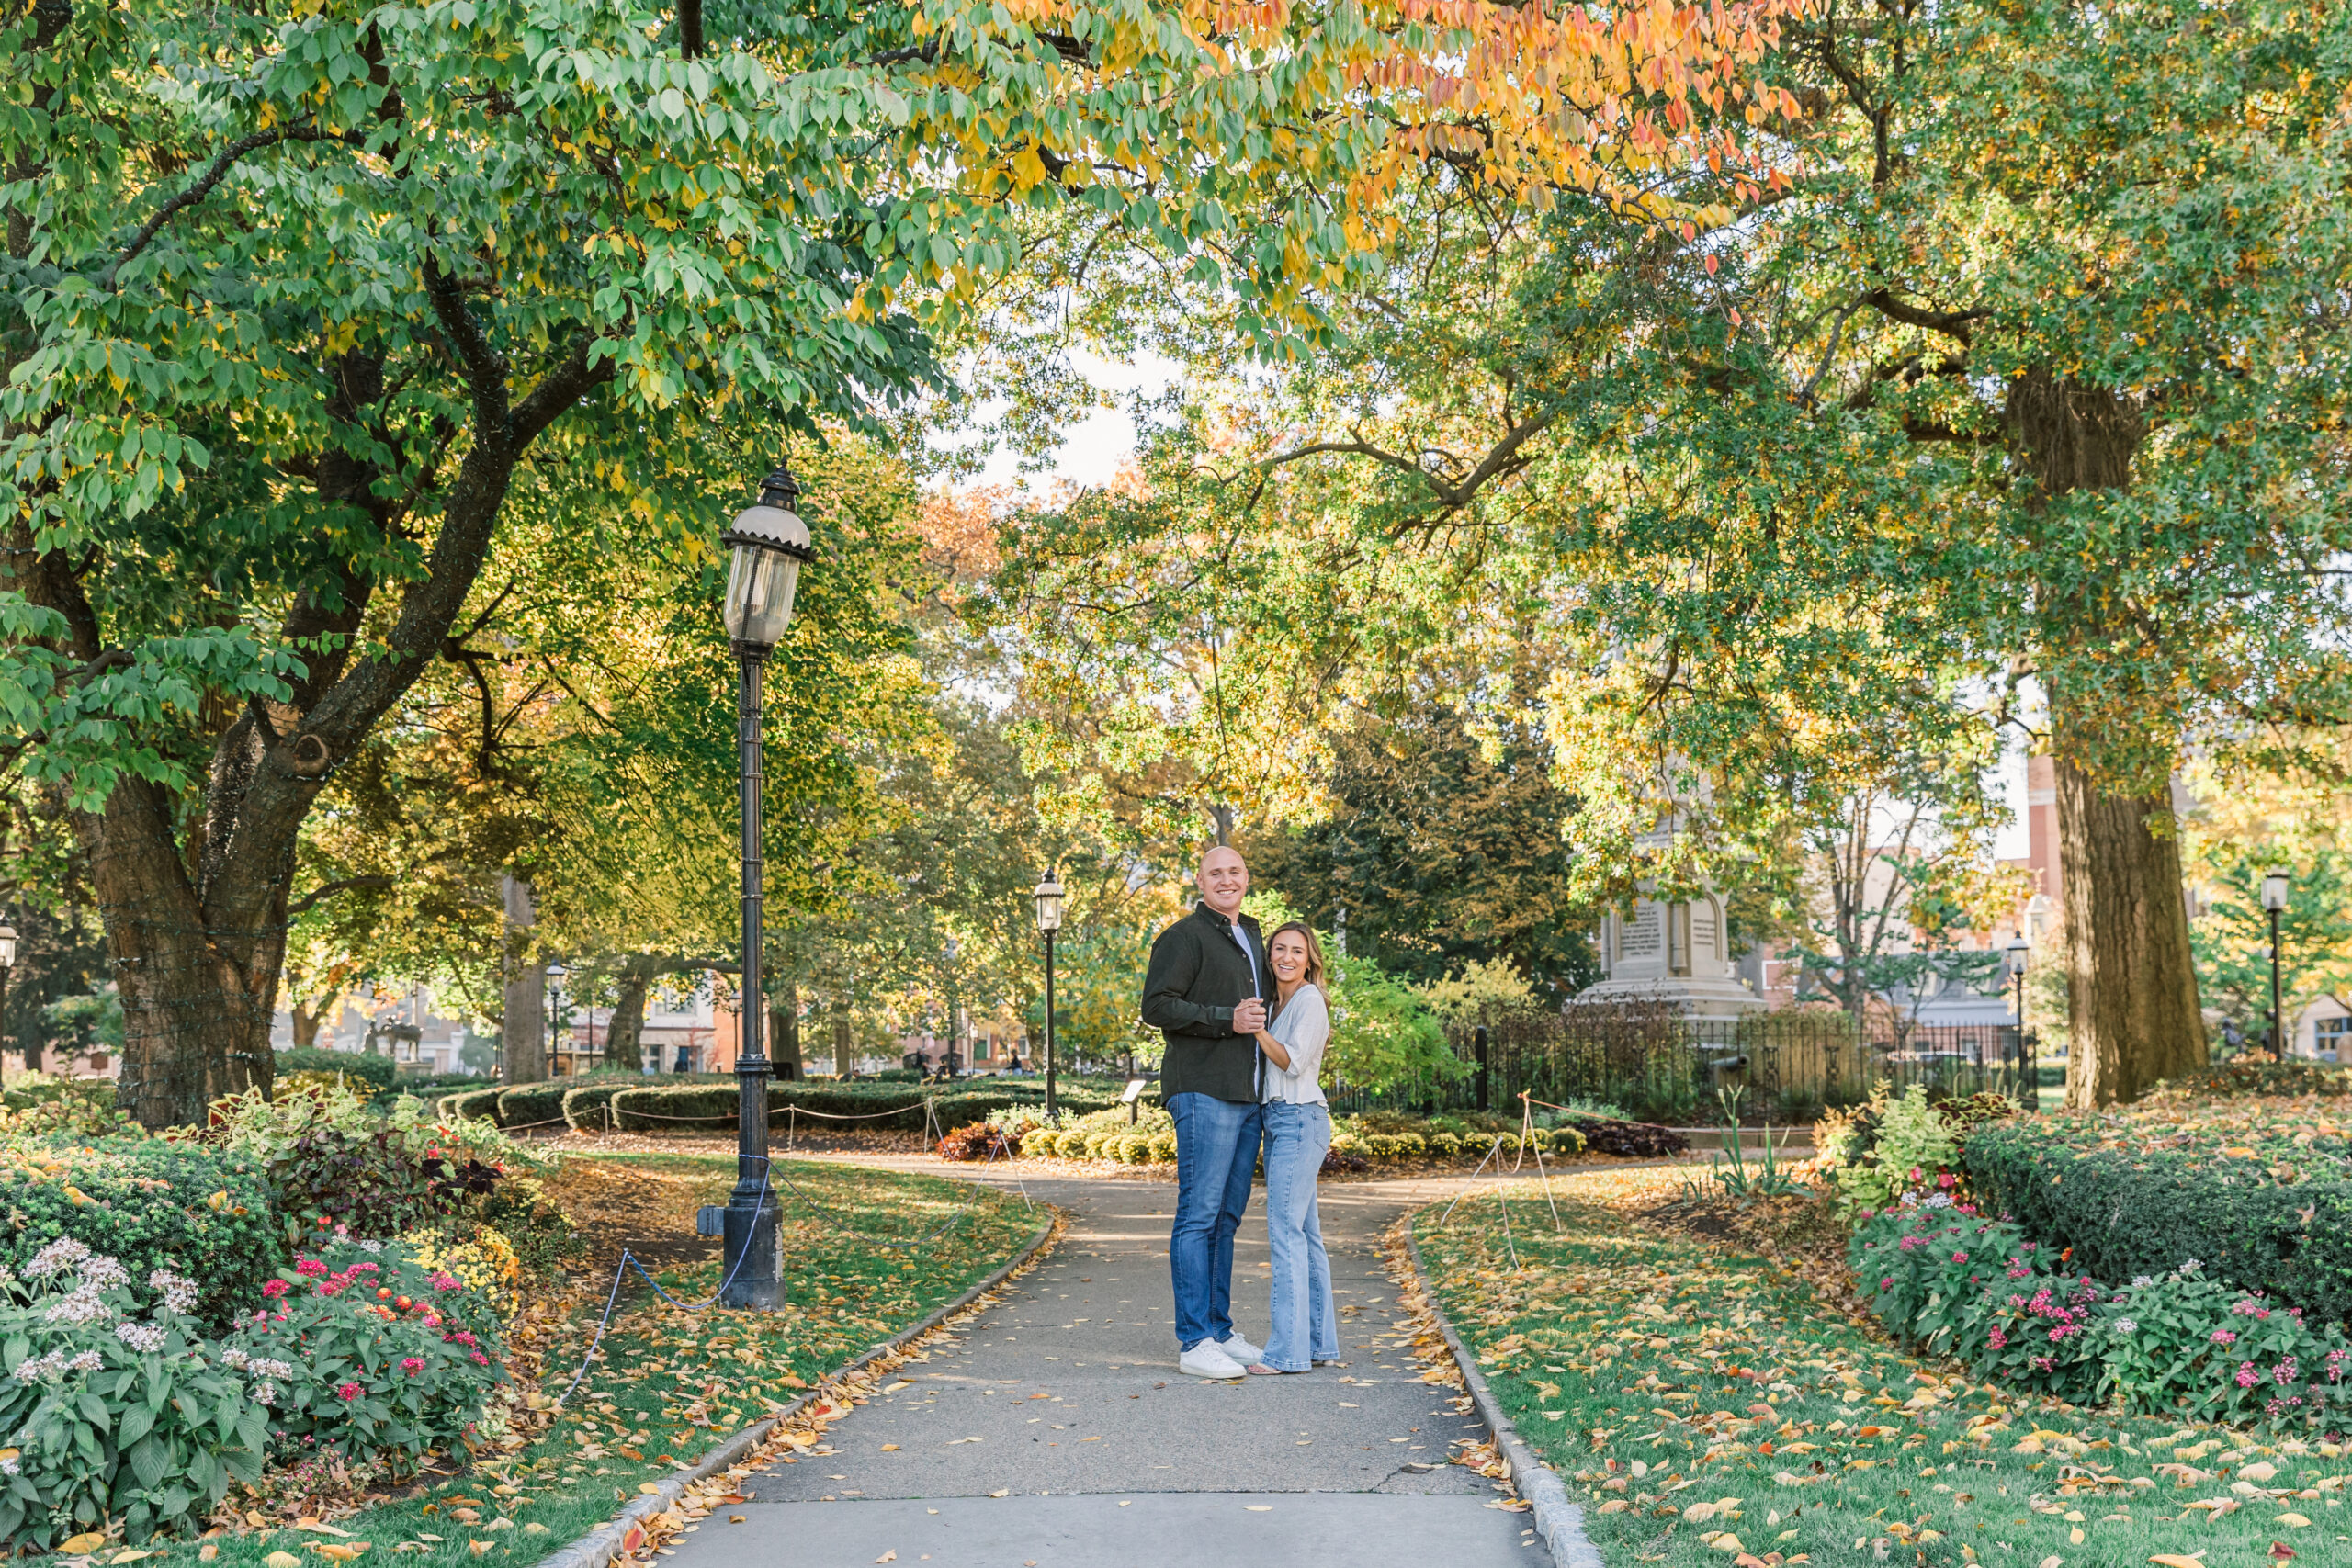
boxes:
[1233,997,1268,1034]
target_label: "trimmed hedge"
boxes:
[274,1046,398,1089]
[441,1088,504,1123]
[561,1082,629,1132]
[1964,1121,2352,1327]
[608,1080,1119,1134]
[0,1136,279,1331]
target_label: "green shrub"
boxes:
[871,1066,922,1083]
[1852,1203,2352,1429]
[1965,1121,2352,1328]
[0,1241,268,1546]
[0,1073,135,1139]
[0,1137,278,1331]
[2147,1059,2352,1100]
[561,1081,632,1132]
[273,1047,397,1091]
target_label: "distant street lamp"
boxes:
[715,463,811,1310]
[2262,869,2290,1062]
[1,920,19,1062]
[2005,934,2030,1100]
[1034,867,1065,1120]
[545,963,568,1077]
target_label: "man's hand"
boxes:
[1233,998,1267,1034]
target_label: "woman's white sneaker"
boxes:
[1180,1342,1249,1379]
[1217,1332,1264,1363]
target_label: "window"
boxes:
[2316,1017,2350,1063]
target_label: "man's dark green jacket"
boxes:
[1141,902,1271,1102]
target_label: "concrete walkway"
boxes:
[666,1167,1544,1568]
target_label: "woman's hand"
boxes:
[1256,1030,1292,1071]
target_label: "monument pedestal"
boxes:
[1579,894,1764,1020]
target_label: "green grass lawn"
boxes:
[1412,1170,2351,1567]
[190,1154,1046,1568]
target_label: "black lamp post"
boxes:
[717,463,811,1310]
[2005,934,2029,1099]
[2,921,20,1063]
[1034,867,1064,1119]
[2262,869,2290,1062]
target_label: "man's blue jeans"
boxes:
[1261,1101,1338,1371]
[1168,1091,1263,1350]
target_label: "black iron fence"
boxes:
[1328,1003,2039,1125]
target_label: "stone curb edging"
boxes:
[1403,1224,1607,1568]
[527,1212,1060,1568]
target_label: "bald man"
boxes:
[1139,844,1273,1379]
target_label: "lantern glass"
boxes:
[721,486,810,649]
[1033,869,1066,934]
[2261,871,2290,912]
[0,923,16,968]
[2005,936,2029,976]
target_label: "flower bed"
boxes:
[0,1232,510,1548]
[1854,1202,2352,1430]
[934,1104,1597,1167]
[1964,1118,2352,1328]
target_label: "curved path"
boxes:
[661,1164,1548,1568]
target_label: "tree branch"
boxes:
[285,874,396,919]
[99,127,368,291]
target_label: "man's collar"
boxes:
[1193,900,1250,929]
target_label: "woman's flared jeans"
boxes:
[1261,1101,1338,1371]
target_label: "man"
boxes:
[1141,844,1272,1378]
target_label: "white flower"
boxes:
[10,1348,65,1384]
[220,1348,252,1371]
[43,1285,112,1326]
[2132,1275,2154,1288]
[115,1322,165,1354]
[1924,1192,1953,1209]
[2113,1319,2139,1335]
[79,1256,129,1292]
[0,1453,18,1474]
[26,1237,91,1279]
[2179,1258,2204,1275]
[147,1269,198,1314]
[251,1381,277,1406]
[66,1349,102,1373]
[357,1239,384,1254]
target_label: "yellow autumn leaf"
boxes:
[61,1535,109,1556]
[2149,1556,2208,1567]
[2277,1513,2312,1528]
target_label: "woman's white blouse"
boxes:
[1261,983,1329,1106]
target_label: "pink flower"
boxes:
[1988,1328,2008,1349]
[1909,1167,1924,1181]
[336,1382,362,1401]
[2274,1359,2300,1385]
[1938,1172,1957,1189]
[262,1279,290,1299]
[1951,1251,1970,1264]
[431,1272,462,1292]
[2212,1330,2237,1345]
[1880,1278,1895,1292]
[469,1351,490,1366]
[2236,1363,2261,1389]
[295,1259,329,1278]
[401,1357,425,1374]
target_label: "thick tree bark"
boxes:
[607,969,651,1070]
[290,999,324,1050]
[769,979,802,1081]
[500,874,547,1083]
[2006,370,2209,1106]
[2052,740,2208,1106]
[833,1012,852,1077]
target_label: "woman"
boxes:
[1244,920,1340,1375]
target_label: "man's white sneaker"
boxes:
[1217,1332,1264,1364]
[1180,1343,1249,1379]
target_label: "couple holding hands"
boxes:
[1139,846,1338,1380]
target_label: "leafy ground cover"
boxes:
[175,1153,1043,1568]
[1411,1168,2352,1566]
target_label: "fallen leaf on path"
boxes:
[875,1554,896,1563]
[1246,1506,1272,1512]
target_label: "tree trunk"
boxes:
[2053,743,2207,1107]
[2004,370,2209,1107]
[290,1000,324,1050]
[833,1012,852,1077]
[500,874,547,1083]
[769,979,802,1081]
[607,969,651,1071]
